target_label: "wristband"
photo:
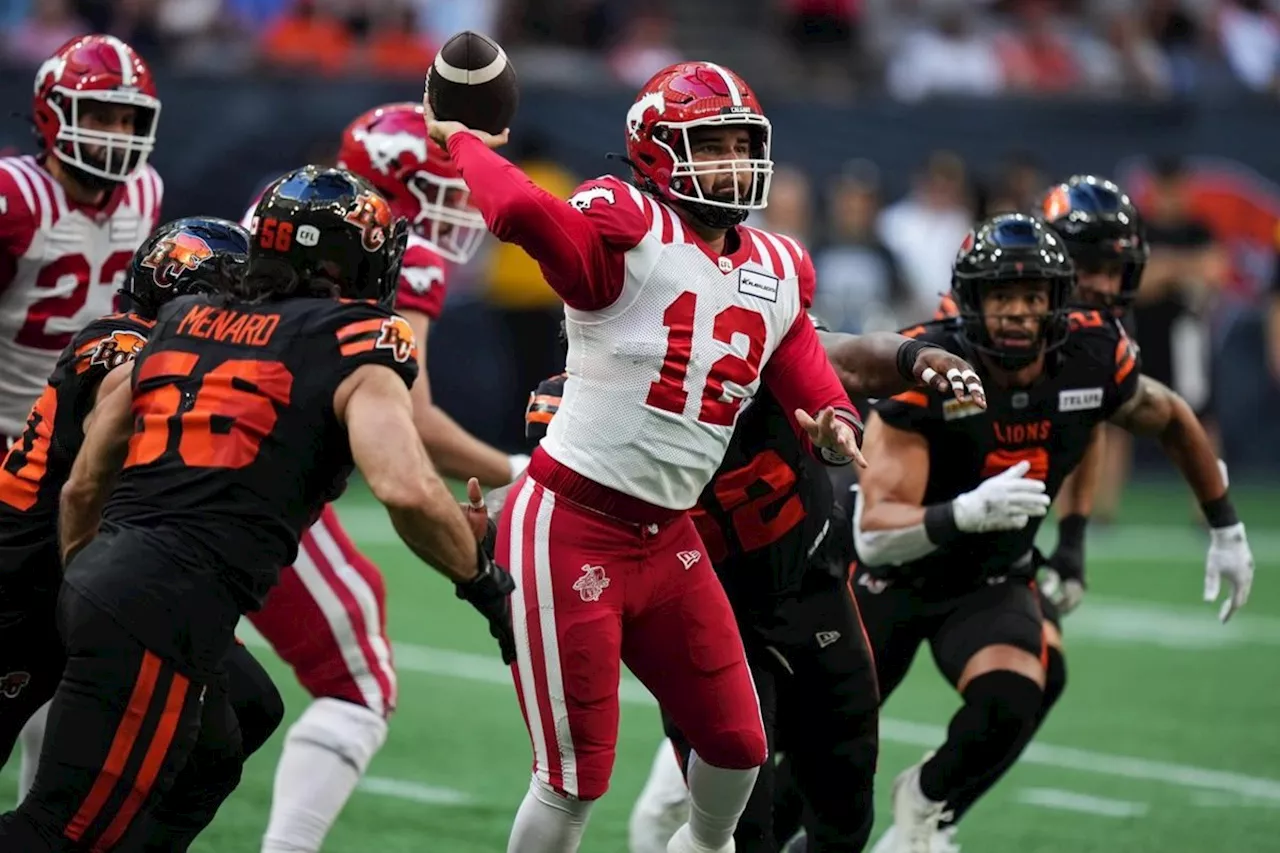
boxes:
[923,502,962,546]
[1057,514,1088,552]
[896,339,941,382]
[1201,494,1239,529]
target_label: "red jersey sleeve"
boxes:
[394,238,448,320]
[0,161,38,298]
[446,134,647,311]
[763,309,864,465]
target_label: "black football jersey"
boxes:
[526,374,837,613]
[870,311,1140,594]
[0,312,155,585]
[98,295,419,610]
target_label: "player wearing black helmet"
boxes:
[0,167,515,851]
[852,214,1253,853]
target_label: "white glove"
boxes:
[1205,522,1253,623]
[1037,567,1085,615]
[952,460,1050,534]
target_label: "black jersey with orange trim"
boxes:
[526,372,838,612]
[94,295,418,612]
[0,312,155,583]
[870,312,1140,595]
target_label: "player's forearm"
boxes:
[416,403,516,487]
[386,471,482,583]
[765,315,861,461]
[1159,398,1227,506]
[819,331,921,399]
[446,134,605,307]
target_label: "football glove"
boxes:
[1204,522,1254,623]
[456,551,517,664]
[1039,514,1087,615]
[951,460,1050,534]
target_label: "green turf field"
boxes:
[6,479,1276,852]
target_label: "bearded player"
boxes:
[854,215,1252,853]
[237,104,527,853]
[1,32,163,799]
[429,60,863,853]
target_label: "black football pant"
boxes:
[665,570,880,853]
[0,580,64,771]
[0,586,241,851]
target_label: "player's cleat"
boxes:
[667,824,735,853]
[886,761,953,853]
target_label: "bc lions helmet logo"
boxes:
[90,330,148,370]
[375,315,417,364]
[345,192,393,252]
[140,231,215,288]
[0,671,30,699]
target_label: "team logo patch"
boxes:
[140,231,214,288]
[1059,387,1104,412]
[568,186,616,211]
[677,550,701,570]
[0,671,30,699]
[738,268,778,301]
[90,330,148,370]
[572,564,611,602]
[345,191,393,252]
[375,316,417,364]
[943,397,985,421]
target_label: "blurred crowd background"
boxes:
[3,0,1280,504]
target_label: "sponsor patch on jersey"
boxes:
[1059,387,1104,412]
[738,268,778,302]
[943,397,985,421]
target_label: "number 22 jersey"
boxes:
[96,294,419,614]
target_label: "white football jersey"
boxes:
[0,156,162,436]
[543,176,814,511]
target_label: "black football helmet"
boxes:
[1039,175,1148,312]
[951,213,1074,370]
[245,165,408,306]
[122,217,249,318]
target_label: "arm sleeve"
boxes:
[446,134,648,310]
[327,304,421,391]
[394,242,448,319]
[763,308,863,462]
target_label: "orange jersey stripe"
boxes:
[339,339,377,357]
[335,317,384,343]
[1114,338,1136,385]
[890,390,930,408]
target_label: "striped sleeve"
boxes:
[329,304,420,390]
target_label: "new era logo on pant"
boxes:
[815,631,841,648]
[677,550,701,570]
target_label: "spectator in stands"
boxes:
[1144,0,1202,95]
[363,2,436,79]
[995,0,1082,95]
[1215,0,1280,93]
[877,150,974,321]
[260,0,353,76]
[755,164,814,244]
[3,0,87,65]
[812,160,908,334]
[784,0,862,88]
[1077,7,1173,98]
[886,1,1004,102]
[608,9,681,88]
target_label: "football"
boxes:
[425,31,519,136]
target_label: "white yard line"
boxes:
[237,627,1280,803]
[357,776,474,806]
[1016,787,1148,818]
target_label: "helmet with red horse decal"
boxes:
[32,34,160,184]
[623,61,773,229]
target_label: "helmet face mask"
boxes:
[952,214,1075,371]
[404,170,485,263]
[33,36,161,184]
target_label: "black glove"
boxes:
[455,549,517,664]
[1046,514,1087,585]
[481,517,498,562]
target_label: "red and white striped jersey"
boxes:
[241,196,450,320]
[0,156,162,436]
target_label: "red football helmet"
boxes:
[337,102,486,264]
[32,34,160,182]
[624,61,773,227]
